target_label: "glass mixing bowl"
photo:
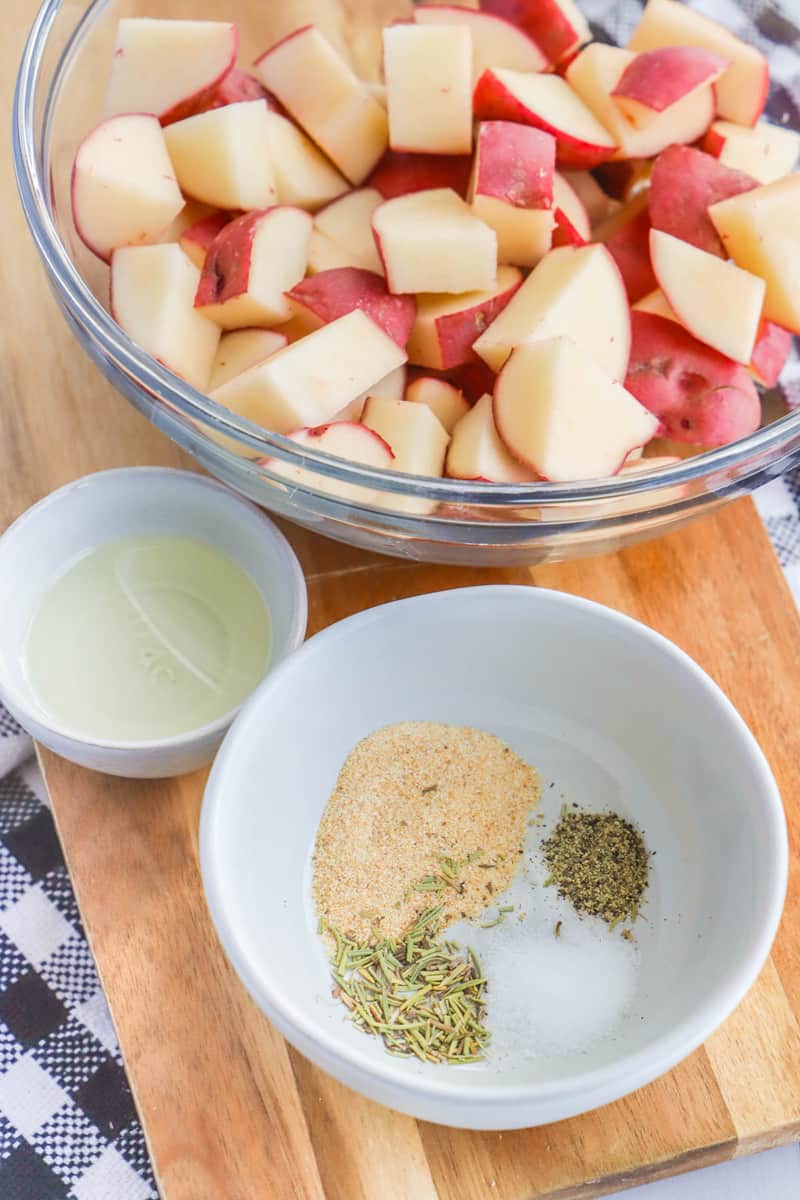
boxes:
[13,0,800,565]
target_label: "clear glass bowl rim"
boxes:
[13,0,800,509]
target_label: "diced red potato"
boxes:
[566,44,715,162]
[78,9,796,491]
[194,207,312,329]
[405,377,470,433]
[445,359,499,404]
[552,172,591,246]
[210,310,407,434]
[750,321,794,389]
[286,268,416,347]
[480,0,591,66]
[260,421,395,505]
[111,244,220,391]
[362,393,451,512]
[104,18,238,124]
[360,365,407,407]
[383,25,473,155]
[470,122,556,267]
[648,145,758,257]
[279,305,324,343]
[363,394,450,479]
[332,397,367,423]
[446,393,534,482]
[263,112,348,211]
[201,68,272,112]
[702,120,800,185]
[709,176,800,335]
[163,100,276,211]
[406,266,523,371]
[628,0,769,127]
[413,5,548,80]
[596,196,656,304]
[209,328,288,390]
[72,114,185,263]
[624,311,762,446]
[471,123,555,210]
[632,288,676,321]
[634,289,794,389]
[254,25,387,185]
[558,170,620,226]
[314,189,384,275]
[179,210,230,268]
[494,336,657,481]
[365,150,473,200]
[473,69,618,169]
[372,189,498,295]
[306,230,368,276]
[610,46,729,128]
[473,243,631,381]
[650,229,766,365]
[158,200,217,246]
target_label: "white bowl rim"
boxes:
[0,466,308,753]
[200,584,788,1107]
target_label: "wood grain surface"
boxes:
[3,1,800,1197]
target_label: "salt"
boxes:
[446,792,641,1063]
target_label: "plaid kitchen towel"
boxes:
[0,724,158,1200]
[1,1,799,1197]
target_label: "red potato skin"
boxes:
[202,68,289,116]
[624,312,761,446]
[552,208,587,246]
[472,69,616,170]
[648,145,758,257]
[253,23,313,68]
[422,273,523,370]
[258,421,395,468]
[474,122,555,207]
[407,360,497,404]
[286,267,416,347]
[181,211,231,261]
[750,320,793,388]
[700,126,727,157]
[365,150,473,200]
[159,25,239,126]
[195,209,270,307]
[604,207,656,304]
[480,0,583,66]
[611,47,729,113]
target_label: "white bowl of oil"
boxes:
[200,586,787,1128]
[0,468,306,777]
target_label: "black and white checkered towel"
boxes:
[0,717,157,1200]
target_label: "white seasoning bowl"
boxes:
[0,468,307,778]
[200,586,787,1129]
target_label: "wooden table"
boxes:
[3,1,800,1196]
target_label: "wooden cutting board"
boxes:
[4,1,800,1196]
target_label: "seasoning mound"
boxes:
[542,810,649,929]
[313,721,540,943]
[322,906,490,1063]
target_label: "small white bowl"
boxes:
[0,468,307,778]
[200,586,787,1129]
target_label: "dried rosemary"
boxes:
[322,905,491,1064]
[541,810,649,929]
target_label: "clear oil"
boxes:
[23,535,271,742]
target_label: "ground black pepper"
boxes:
[541,810,649,929]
